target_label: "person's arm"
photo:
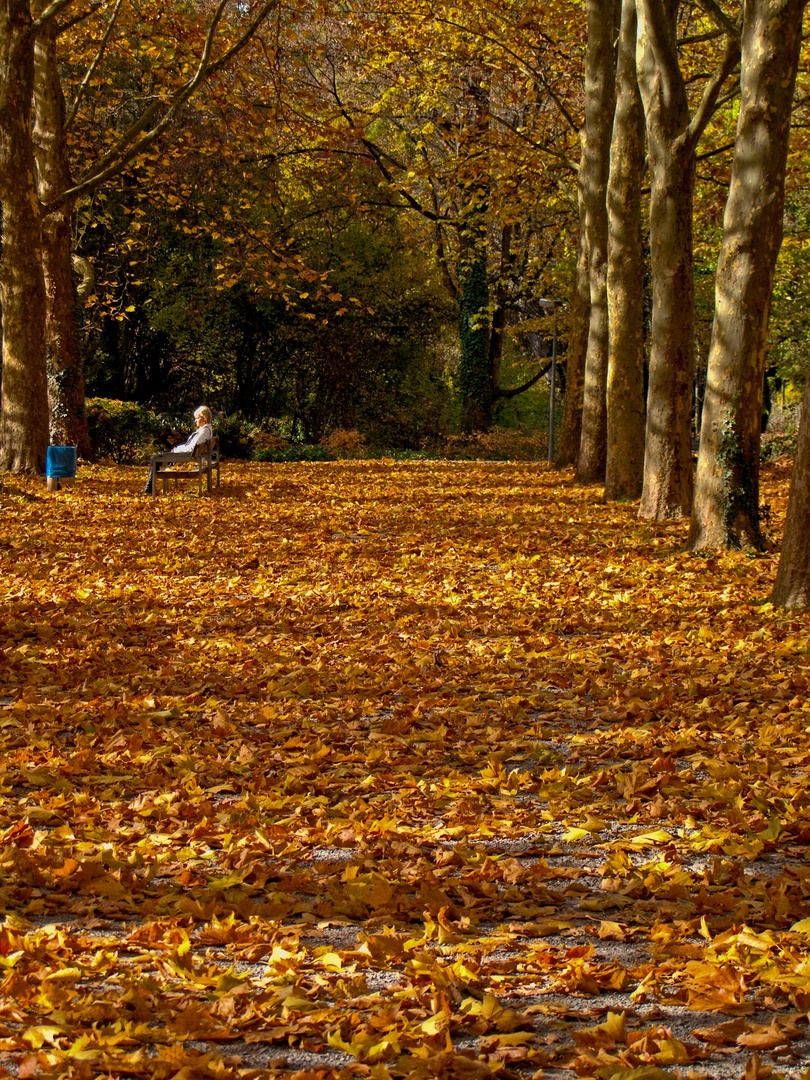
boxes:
[171,424,212,453]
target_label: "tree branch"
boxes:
[685,32,741,151]
[695,0,741,39]
[638,0,685,106]
[31,0,79,33]
[494,360,553,400]
[65,0,124,130]
[50,0,280,208]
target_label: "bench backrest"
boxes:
[192,435,219,463]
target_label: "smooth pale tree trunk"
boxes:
[635,0,739,519]
[555,198,589,467]
[32,15,93,458]
[0,0,50,475]
[689,0,805,550]
[605,0,646,502]
[576,0,619,484]
[635,0,694,518]
[771,369,810,607]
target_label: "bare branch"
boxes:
[494,360,553,400]
[696,139,736,160]
[694,0,741,39]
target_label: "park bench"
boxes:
[148,435,220,497]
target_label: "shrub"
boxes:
[761,402,801,462]
[423,430,548,461]
[320,429,367,458]
[86,398,163,464]
[214,414,255,460]
[761,432,797,462]
[251,431,288,454]
[253,444,330,463]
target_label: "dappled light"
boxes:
[1,460,809,1077]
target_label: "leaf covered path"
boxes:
[1,460,810,1080]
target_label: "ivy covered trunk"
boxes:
[459,247,492,433]
[33,15,93,458]
[576,0,619,484]
[0,0,50,474]
[688,0,805,550]
[604,0,645,502]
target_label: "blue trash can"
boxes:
[46,446,77,491]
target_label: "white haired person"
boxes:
[141,406,213,495]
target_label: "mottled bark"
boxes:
[636,0,740,520]
[0,0,49,474]
[555,194,589,467]
[604,0,645,502]
[771,369,810,607]
[635,0,694,518]
[33,14,92,458]
[689,0,805,550]
[576,0,619,484]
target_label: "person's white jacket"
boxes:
[172,423,212,453]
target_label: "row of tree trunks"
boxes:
[604,0,645,502]
[555,0,810,604]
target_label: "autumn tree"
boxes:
[635,0,740,519]
[0,0,279,474]
[604,0,646,501]
[33,3,93,458]
[554,221,589,466]
[0,0,65,474]
[688,0,807,550]
[575,0,619,484]
[257,0,584,434]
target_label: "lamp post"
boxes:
[538,298,563,463]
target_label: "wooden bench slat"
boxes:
[148,435,220,496]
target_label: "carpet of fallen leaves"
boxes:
[1,459,810,1080]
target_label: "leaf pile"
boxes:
[1,459,809,1080]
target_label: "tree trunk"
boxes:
[771,368,810,607]
[688,0,805,550]
[459,245,493,433]
[0,0,50,475]
[604,0,646,502]
[555,193,589,467]
[488,223,512,404]
[635,0,694,518]
[635,0,740,519]
[33,15,93,458]
[576,0,619,484]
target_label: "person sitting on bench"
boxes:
[141,406,213,495]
